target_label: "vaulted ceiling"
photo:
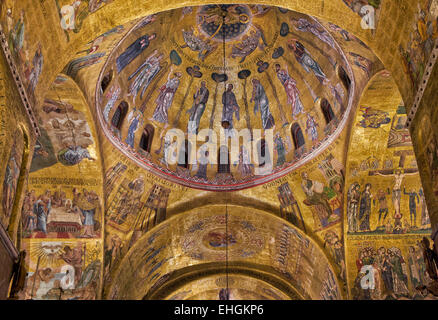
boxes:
[1,0,436,301]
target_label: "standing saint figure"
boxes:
[287,39,328,84]
[358,183,372,232]
[125,108,142,148]
[152,69,182,125]
[275,64,305,120]
[187,81,209,135]
[251,78,274,130]
[27,44,43,95]
[116,33,156,73]
[347,183,361,233]
[274,133,286,166]
[221,84,240,130]
[419,188,430,229]
[306,113,319,147]
[102,85,121,123]
[128,50,164,104]
[34,191,51,234]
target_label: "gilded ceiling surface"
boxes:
[96,6,354,191]
[0,0,437,302]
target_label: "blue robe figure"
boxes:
[289,40,327,84]
[187,82,209,135]
[116,34,156,73]
[274,134,286,166]
[251,79,274,130]
[34,198,51,234]
[125,110,141,148]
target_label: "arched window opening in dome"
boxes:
[257,139,267,167]
[177,139,191,169]
[101,70,113,94]
[139,124,154,153]
[291,123,305,150]
[338,65,351,92]
[218,145,230,174]
[321,98,335,124]
[111,101,129,130]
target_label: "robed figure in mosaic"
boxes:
[251,78,274,130]
[292,18,336,49]
[358,183,372,232]
[275,64,305,120]
[128,50,164,104]
[152,70,182,124]
[288,39,327,84]
[347,183,360,233]
[221,84,240,130]
[125,108,142,148]
[187,81,209,135]
[34,191,52,234]
[116,33,156,73]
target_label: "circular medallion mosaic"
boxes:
[182,215,265,261]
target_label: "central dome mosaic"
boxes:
[96,5,354,191]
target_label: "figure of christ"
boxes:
[187,81,209,135]
[274,64,305,120]
[221,84,240,131]
[306,113,319,147]
[374,169,417,219]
